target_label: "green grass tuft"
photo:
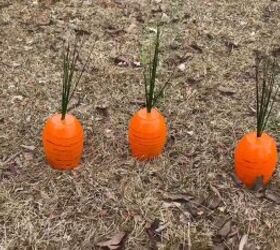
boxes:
[61,37,93,120]
[255,53,280,137]
[142,25,173,113]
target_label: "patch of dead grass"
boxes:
[1,0,280,249]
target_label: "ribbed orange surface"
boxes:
[42,114,84,170]
[128,108,167,160]
[234,131,278,188]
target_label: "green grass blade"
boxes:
[255,55,260,137]
[143,66,149,109]
[261,59,278,132]
[153,69,174,106]
[257,59,268,136]
[147,25,160,112]
[61,43,70,120]
[262,85,279,133]
[69,42,95,102]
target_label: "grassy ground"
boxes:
[1,0,280,249]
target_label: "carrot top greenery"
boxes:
[61,38,93,120]
[142,25,173,113]
[255,53,279,137]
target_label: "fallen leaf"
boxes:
[228,223,239,236]
[177,63,186,71]
[129,99,146,105]
[155,223,168,234]
[264,190,280,204]
[186,77,201,85]
[227,234,240,249]
[213,218,233,244]
[74,28,91,36]
[20,145,36,151]
[214,215,228,229]
[96,231,127,250]
[113,56,140,67]
[105,26,125,36]
[225,41,239,53]
[218,220,232,238]
[183,203,205,218]
[96,105,109,117]
[218,86,236,95]
[186,131,194,136]
[161,13,170,23]
[190,42,203,53]
[217,206,226,213]
[146,219,162,242]
[210,185,223,200]
[162,192,194,203]
[146,219,167,249]
[11,95,23,103]
[205,194,221,209]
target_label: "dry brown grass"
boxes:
[1,0,280,249]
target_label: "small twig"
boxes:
[187,222,192,249]
[1,152,21,165]
[228,229,239,238]
[239,234,248,250]
[210,184,223,200]
[130,99,146,105]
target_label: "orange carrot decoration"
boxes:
[128,26,170,160]
[129,108,167,160]
[42,38,92,170]
[42,114,84,169]
[234,54,279,188]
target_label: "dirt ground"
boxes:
[1,0,280,249]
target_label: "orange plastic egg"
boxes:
[234,131,278,188]
[42,114,84,170]
[128,108,167,160]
